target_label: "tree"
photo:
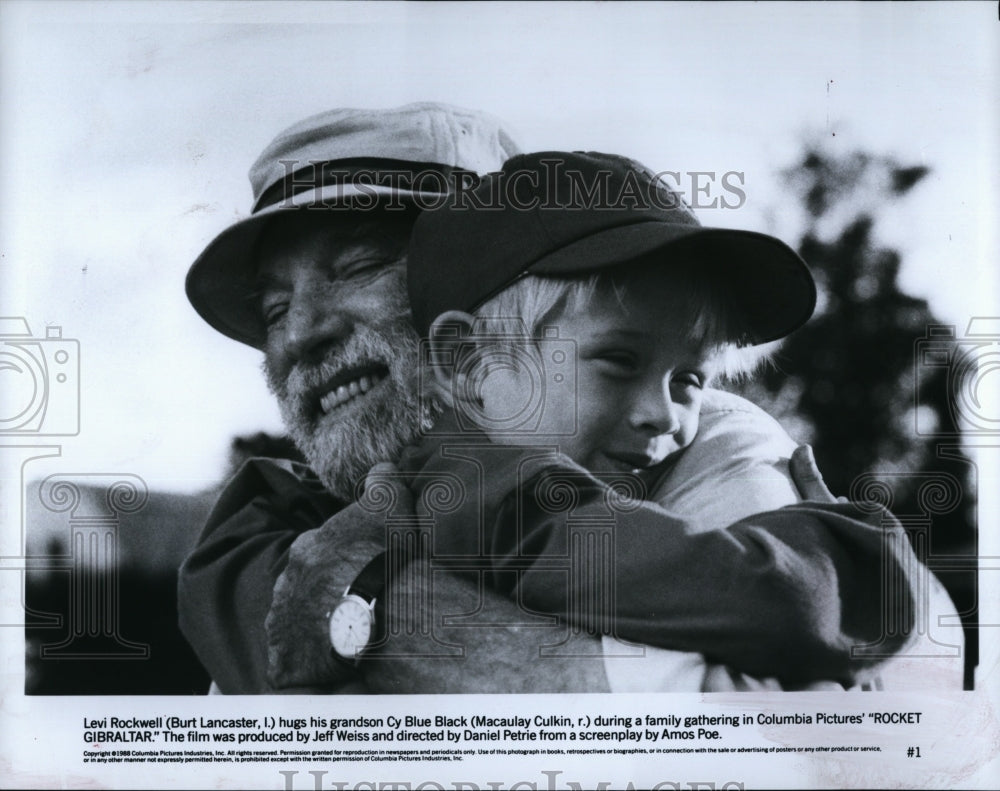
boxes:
[737,147,978,687]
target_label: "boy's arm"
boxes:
[407,440,917,687]
[515,490,912,686]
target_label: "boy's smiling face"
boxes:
[478,273,719,472]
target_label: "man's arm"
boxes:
[179,458,610,692]
[266,464,611,692]
[183,446,903,692]
[364,568,611,694]
[177,458,341,693]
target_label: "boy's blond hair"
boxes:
[472,259,774,383]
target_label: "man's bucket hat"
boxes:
[186,102,521,348]
[408,151,816,344]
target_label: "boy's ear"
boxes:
[426,311,479,409]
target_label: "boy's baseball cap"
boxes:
[407,151,816,344]
[185,102,521,348]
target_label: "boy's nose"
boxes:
[283,291,354,363]
[628,380,682,436]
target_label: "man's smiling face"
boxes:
[257,212,426,501]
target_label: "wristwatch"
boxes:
[328,551,387,664]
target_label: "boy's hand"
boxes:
[790,445,846,503]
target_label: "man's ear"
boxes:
[426,311,479,409]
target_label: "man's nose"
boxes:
[628,378,681,436]
[282,292,354,362]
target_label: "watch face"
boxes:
[329,596,374,660]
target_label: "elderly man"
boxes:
[179,103,930,694]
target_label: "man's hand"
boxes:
[267,460,612,693]
[265,463,413,689]
[791,445,845,503]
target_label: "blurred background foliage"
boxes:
[25,144,979,692]
[736,146,978,686]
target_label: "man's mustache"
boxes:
[268,320,418,422]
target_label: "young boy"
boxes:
[396,150,934,689]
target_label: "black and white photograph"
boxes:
[1,2,997,788]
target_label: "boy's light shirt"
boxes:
[600,389,964,692]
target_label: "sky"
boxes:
[1,1,997,494]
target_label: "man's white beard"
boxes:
[265,318,428,502]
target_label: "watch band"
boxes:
[345,550,387,604]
